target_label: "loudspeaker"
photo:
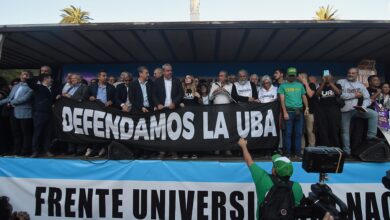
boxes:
[353,138,390,162]
[107,141,134,160]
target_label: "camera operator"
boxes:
[238,138,303,220]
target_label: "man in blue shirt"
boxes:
[86,71,116,157]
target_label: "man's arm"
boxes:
[302,81,315,98]
[208,84,217,101]
[26,77,39,91]
[279,94,289,120]
[337,80,356,100]
[10,88,33,105]
[361,86,372,108]
[302,95,309,115]
[370,88,381,104]
[231,84,250,102]
[0,96,10,106]
[172,79,184,106]
[87,85,96,101]
[316,81,325,97]
[328,82,341,95]
[238,138,254,167]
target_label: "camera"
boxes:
[294,147,348,220]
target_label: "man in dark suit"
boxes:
[85,71,116,158]
[62,74,88,102]
[116,74,133,112]
[88,71,116,107]
[152,64,184,159]
[130,66,154,113]
[26,73,56,157]
[0,71,33,156]
[152,63,184,110]
[62,73,88,155]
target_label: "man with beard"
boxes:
[273,68,285,88]
[367,75,381,109]
[278,67,309,158]
[232,69,258,103]
[337,67,378,155]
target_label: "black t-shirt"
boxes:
[318,83,342,107]
[306,83,319,114]
[182,89,199,106]
[367,87,378,108]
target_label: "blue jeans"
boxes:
[284,111,304,155]
[341,109,378,154]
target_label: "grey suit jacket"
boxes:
[69,84,88,101]
[0,82,33,119]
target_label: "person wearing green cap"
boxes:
[238,138,304,219]
[278,67,309,158]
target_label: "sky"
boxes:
[0,0,390,25]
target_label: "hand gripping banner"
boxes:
[53,98,280,151]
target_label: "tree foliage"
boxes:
[60,5,92,24]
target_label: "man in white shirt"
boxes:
[209,70,234,104]
[153,64,183,111]
[152,64,184,159]
[232,69,258,103]
[208,70,234,156]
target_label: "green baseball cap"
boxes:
[272,154,293,177]
[286,67,298,76]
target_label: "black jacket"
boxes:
[26,77,55,113]
[88,83,116,105]
[129,79,154,112]
[116,83,130,106]
[152,77,183,108]
[69,84,88,102]
[231,82,258,102]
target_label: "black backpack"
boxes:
[259,175,295,220]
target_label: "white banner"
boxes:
[0,158,389,220]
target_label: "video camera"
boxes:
[294,147,348,220]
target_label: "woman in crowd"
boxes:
[180,75,201,107]
[180,75,200,159]
[316,74,342,147]
[199,83,210,105]
[378,82,390,109]
[257,75,278,103]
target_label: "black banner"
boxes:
[53,98,280,151]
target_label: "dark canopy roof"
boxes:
[1,20,390,69]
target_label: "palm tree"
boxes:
[314,5,338,21]
[60,5,92,24]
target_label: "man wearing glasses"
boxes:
[337,67,378,155]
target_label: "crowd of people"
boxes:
[0,63,386,160]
